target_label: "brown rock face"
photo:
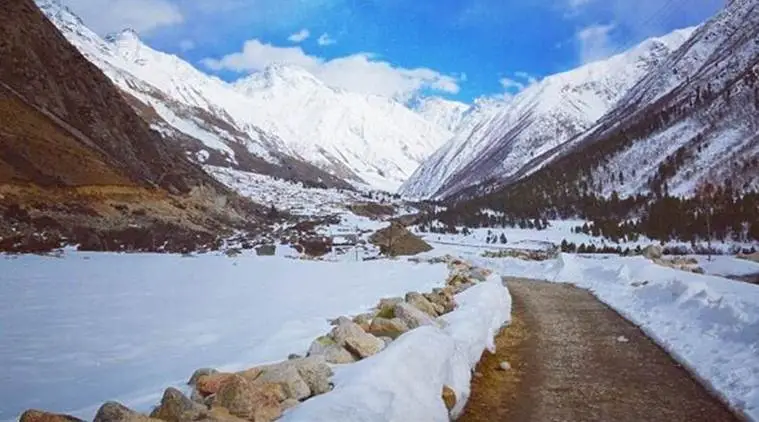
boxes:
[442,385,457,412]
[93,402,157,422]
[196,373,234,397]
[214,375,282,422]
[150,387,206,422]
[19,410,84,422]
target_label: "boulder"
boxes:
[330,320,385,359]
[442,386,457,412]
[642,244,663,260]
[405,292,439,317]
[740,252,759,263]
[214,375,282,422]
[424,288,456,314]
[289,356,333,395]
[453,282,475,295]
[352,313,374,331]
[376,297,403,318]
[379,336,393,347]
[94,402,156,422]
[196,373,234,397]
[20,410,84,422]
[255,363,311,401]
[150,387,206,422]
[367,317,409,339]
[255,244,276,256]
[189,368,218,386]
[237,367,263,382]
[368,223,432,256]
[394,302,437,329]
[307,335,357,364]
[287,354,302,360]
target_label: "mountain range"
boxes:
[38,0,452,192]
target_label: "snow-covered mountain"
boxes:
[412,97,471,132]
[400,28,695,199]
[504,0,759,199]
[37,0,452,192]
[231,65,454,192]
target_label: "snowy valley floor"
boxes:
[0,253,449,421]
[1,229,758,421]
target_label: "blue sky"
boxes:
[63,0,724,103]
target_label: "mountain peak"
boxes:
[234,63,324,94]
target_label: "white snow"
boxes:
[400,29,694,199]
[0,252,449,422]
[472,253,759,420]
[282,275,511,422]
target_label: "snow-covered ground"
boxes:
[0,252,448,422]
[694,255,759,279]
[467,254,759,420]
[283,275,511,422]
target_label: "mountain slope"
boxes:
[39,0,450,192]
[400,28,694,199]
[233,66,454,192]
[459,0,759,217]
[501,0,759,200]
[412,96,471,132]
[0,0,265,253]
[37,1,350,190]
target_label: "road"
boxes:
[459,277,740,422]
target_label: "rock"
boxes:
[255,363,311,401]
[379,336,393,347]
[281,399,300,411]
[20,410,84,422]
[368,223,433,256]
[329,316,353,326]
[367,317,409,339]
[287,354,302,360]
[189,368,218,386]
[453,282,475,294]
[331,320,385,359]
[740,251,759,263]
[150,387,206,422]
[394,302,438,329]
[196,373,234,397]
[255,244,276,256]
[352,313,374,331]
[214,375,282,422]
[290,356,333,396]
[236,367,263,382]
[441,386,457,412]
[642,244,663,260]
[473,372,483,378]
[405,292,439,317]
[307,335,356,364]
[376,297,403,318]
[499,361,511,371]
[94,402,155,422]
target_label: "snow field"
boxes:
[0,252,449,422]
[474,253,759,420]
[282,274,512,422]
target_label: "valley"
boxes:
[1,0,758,421]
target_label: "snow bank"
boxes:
[0,252,448,422]
[282,276,511,422]
[478,253,759,420]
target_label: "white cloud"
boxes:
[317,33,336,46]
[576,23,616,64]
[287,29,311,43]
[179,39,195,51]
[500,77,525,92]
[202,40,460,100]
[61,0,183,35]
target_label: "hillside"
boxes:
[0,0,265,253]
[39,0,452,192]
[400,28,694,199]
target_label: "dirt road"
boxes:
[459,277,740,422]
